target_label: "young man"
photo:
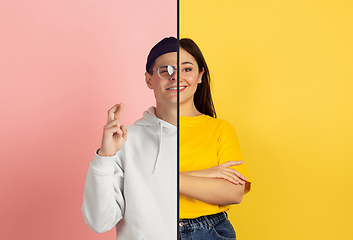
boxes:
[82,37,178,239]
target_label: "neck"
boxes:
[179,100,202,117]
[155,102,178,126]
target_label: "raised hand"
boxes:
[97,103,127,157]
[181,161,247,185]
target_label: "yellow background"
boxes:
[180,1,353,239]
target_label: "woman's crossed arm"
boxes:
[179,161,249,205]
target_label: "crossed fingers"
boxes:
[108,103,124,123]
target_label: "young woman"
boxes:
[82,37,179,239]
[179,38,251,240]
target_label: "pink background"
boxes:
[0,1,176,239]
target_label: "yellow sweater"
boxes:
[180,114,251,219]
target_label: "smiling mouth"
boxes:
[166,86,187,90]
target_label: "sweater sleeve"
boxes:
[81,150,125,233]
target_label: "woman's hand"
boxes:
[181,161,247,185]
[97,103,127,157]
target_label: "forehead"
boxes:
[154,52,177,67]
[180,48,196,64]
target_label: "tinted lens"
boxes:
[158,65,175,79]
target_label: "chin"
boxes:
[156,98,178,106]
[179,96,193,106]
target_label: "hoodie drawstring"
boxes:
[153,121,163,173]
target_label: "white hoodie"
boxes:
[81,107,177,240]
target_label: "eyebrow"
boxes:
[181,61,193,65]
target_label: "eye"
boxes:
[159,66,168,73]
[183,67,192,72]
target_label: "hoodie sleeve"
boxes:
[81,150,125,233]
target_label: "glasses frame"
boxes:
[151,64,177,80]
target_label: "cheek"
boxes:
[152,81,167,95]
[185,74,200,86]
[151,78,163,88]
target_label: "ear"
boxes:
[145,72,153,89]
[198,67,205,84]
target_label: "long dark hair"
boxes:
[179,38,217,118]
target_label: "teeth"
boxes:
[168,86,186,90]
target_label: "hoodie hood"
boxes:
[134,107,176,173]
[134,107,176,129]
